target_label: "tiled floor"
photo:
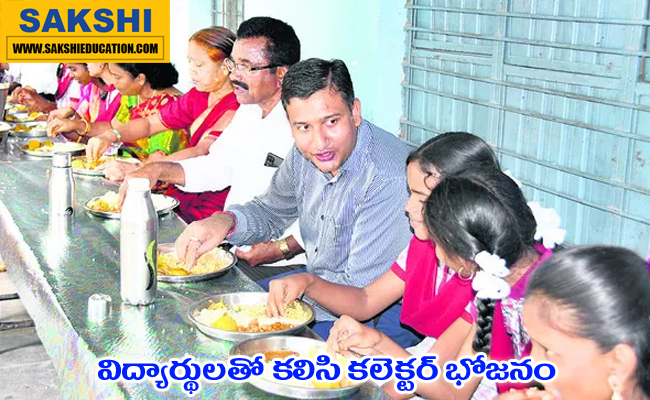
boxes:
[0,268,60,400]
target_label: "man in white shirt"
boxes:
[118,17,306,267]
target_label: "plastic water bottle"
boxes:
[49,153,75,230]
[120,178,158,305]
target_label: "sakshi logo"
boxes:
[18,8,154,33]
[0,0,170,62]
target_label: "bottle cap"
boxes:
[88,293,112,322]
[52,153,71,168]
[127,178,150,192]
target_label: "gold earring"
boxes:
[608,376,623,400]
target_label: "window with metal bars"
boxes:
[402,0,650,255]
[212,0,244,31]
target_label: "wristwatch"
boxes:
[276,238,294,260]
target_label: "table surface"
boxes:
[0,133,389,400]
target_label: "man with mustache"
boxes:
[174,58,420,348]
[120,16,307,267]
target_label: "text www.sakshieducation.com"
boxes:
[12,42,159,54]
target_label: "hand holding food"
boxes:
[194,298,311,333]
[175,212,236,271]
[267,273,313,317]
[86,135,113,162]
[99,160,140,182]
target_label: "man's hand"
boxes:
[117,163,160,207]
[235,240,284,267]
[266,273,314,317]
[87,135,114,162]
[100,160,140,182]
[175,212,236,270]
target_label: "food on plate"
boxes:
[157,247,233,276]
[6,111,44,122]
[7,104,28,112]
[261,350,299,363]
[71,156,115,171]
[24,139,54,151]
[22,140,83,154]
[87,191,120,212]
[194,299,311,333]
[12,122,46,133]
[86,191,177,214]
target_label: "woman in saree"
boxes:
[87,27,240,223]
[47,63,121,141]
[48,63,187,160]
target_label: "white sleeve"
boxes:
[395,244,409,271]
[176,129,236,193]
[282,219,303,248]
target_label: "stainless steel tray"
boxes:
[71,156,113,177]
[83,194,179,219]
[230,336,362,399]
[5,111,43,122]
[0,122,11,134]
[72,156,141,177]
[187,293,315,342]
[157,243,236,283]
[20,141,86,157]
[9,121,47,138]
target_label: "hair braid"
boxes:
[472,297,496,353]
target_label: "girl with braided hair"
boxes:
[327,168,564,399]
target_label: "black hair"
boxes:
[526,246,650,398]
[424,168,537,353]
[236,16,300,67]
[281,58,355,111]
[406,132,500,183]
[113,63,179,90]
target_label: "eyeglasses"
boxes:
[224,58,280,74]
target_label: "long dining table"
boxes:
[0,132,390,400]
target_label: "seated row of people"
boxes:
[10,16,649,400]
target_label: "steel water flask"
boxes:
[49,153,75,229]
[120,178,158,305]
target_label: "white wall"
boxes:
[170,0,216,92]
[243,0,406,135]
[168,0,407,135]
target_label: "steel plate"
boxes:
[83,194,179,219]
[20,141,86,157]
[9,121,48,138]
[230,336,363,399]
[187,293,315,342]
[157,243,236,283]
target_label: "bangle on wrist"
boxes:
[111,128,122,142]
[276,237,294,260]
[78,118,90,136]
[104,128,122,143]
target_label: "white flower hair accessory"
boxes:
[503,169,522,188]
[472,251,511,300]
[527,201,566,249]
